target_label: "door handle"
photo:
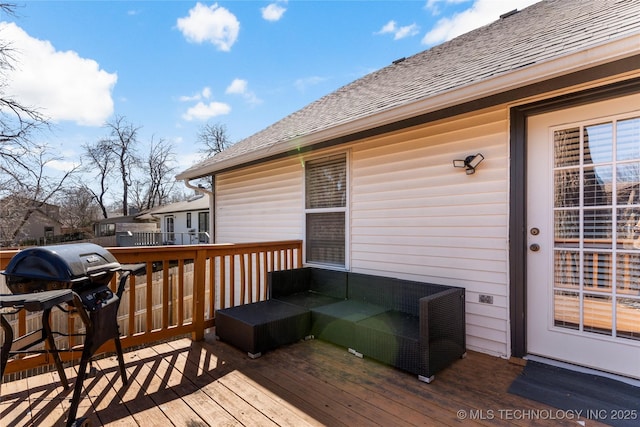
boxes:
[530,243,540,252]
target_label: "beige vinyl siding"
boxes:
[350,106,510,357]
[216,158,304,243]
[214,106,511,357]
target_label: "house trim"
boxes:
[508,77,640,358]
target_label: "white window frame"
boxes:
[165,215,175,242]
[303,151,350,269]
[198,211,210,243]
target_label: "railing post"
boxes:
[192,247,207,341]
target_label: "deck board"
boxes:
[1,332,609,427]
[1,372,31,426]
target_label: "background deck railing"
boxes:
[0,240,303,378]
[115,231,211,246]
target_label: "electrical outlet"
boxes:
[479,294,494,304]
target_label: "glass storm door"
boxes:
[527,94,640,379]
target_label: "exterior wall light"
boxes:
[453,153,484,175]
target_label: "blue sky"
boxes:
[1,0,538,179]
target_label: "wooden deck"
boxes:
[1,333,607,427]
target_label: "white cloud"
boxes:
[226,78,247,95]
[226,78,262,106]
[379,20,398,34]
[182,101,231,121]
[422,0,539,45]
[177,2,240,52]
[425,0,470,16]
[294,76,327,92]
[261,2,287,22]
[394,23,420,40]
[175,151,206,170]
[0,22,116,126]
[376,20,420,40]
[179,86,212,102]
[179,94,200,102]
[46,158,80,172]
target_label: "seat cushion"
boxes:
[274,291,343,309]
[356,310,419,339]
[310,300,388,348]
[353,310,421,374]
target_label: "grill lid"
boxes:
[1,243,121,292]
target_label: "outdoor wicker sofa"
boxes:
[215,267,466,383]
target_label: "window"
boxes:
[166,216,174,242]
[99,223,115,236]
[305,154,347,266]
[186,212,192,228]
[198,211,209,243]
[552,116,640,340]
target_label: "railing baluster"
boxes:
[261,252,268,301]
[128,271,137,335]
[208,256,214,319]
[193,248,207,341]
[219,255,226,309]
[178,259,185,327]
[162,262,170,330]
[248,253,254,304]
[239,254,246,304]
[229,255,235,307]
[146,264,154,333]
[623,253,630,291]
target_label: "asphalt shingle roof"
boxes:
[178,0,640,179]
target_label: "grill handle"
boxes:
[116,264,147,298]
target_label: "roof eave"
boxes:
[176,32,640,181]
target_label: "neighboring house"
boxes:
[176,0,640,380]
[24,209,63,244]
[149,195,211,244]
[93,213,158,237]
[0,197,63,246]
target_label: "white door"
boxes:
[527,93,640,379]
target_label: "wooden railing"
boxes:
[0,240,302,377]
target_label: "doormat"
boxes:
[508,361,640,427]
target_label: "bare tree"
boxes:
[0,5,82,245]
[99,115,141,216]
[83,140,114,218]
[131,137,177,211]
[195,122,231,191]
[56,185,101,232]
[0,3,49,188]
[0,4,48,162]
[0,146,80,245]
[197,122,231,157]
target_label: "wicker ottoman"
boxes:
[215,299,310,358]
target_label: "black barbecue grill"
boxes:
[0,243,145,427]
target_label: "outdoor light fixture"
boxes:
[453,153,484,175]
